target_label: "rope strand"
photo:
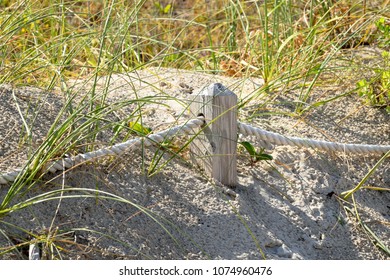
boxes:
[1,116,389,185]
[238,121,390,155]
[0,117,204,185]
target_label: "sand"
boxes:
[0,61,389,259]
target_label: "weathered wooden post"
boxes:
[190,83,237,187]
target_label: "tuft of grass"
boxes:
[0,0,386,89]
[356,50,390,113]
[239,141,273,166]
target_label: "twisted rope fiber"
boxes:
[0,117,205,185]
[238,122,390,155]
[1,117,389,185]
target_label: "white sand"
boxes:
[0,66,389,259]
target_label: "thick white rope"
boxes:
[0,117,205,185]
[238,121,390,155]
[1,117,389,185]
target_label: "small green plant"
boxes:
[154,2,172,15]
[128,121,152,136]
[376,17,390,48]
[356,51,390,113]
[239,141,273,166]
[112,120,152,144]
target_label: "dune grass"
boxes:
[0,0,389,259]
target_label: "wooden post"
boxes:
[190,83,237,187]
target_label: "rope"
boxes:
[0,117,205,185]
[1,116,389,185]
[238,121,390,155]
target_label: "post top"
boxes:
[200,83,236,97]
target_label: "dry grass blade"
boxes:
[342,150,390,199]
